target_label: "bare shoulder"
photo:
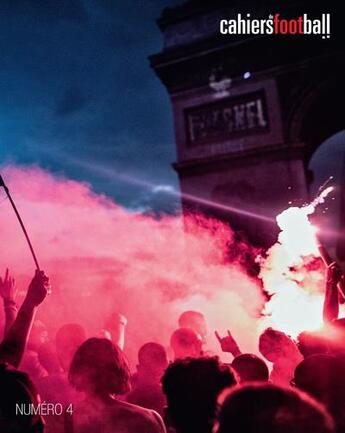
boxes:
[110,400,166,433]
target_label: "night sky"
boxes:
[0,0,180,213]
[0,1,343,215]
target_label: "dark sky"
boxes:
[0,1,343,216]
[0,0,181,212]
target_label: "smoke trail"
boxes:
[0,165,264,365]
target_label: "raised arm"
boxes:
[323,262,341,324]
[215,330,242,358]
[0,269,18,336]
[0,270,49,368]
[104,313,127,350]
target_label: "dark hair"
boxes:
[68,338,130,396]
[216,382,334,433]
[0,363,44,433]
[162,356,237,433]
[294,354,345,432]
[138,342,168,367]
[232,354,269,382]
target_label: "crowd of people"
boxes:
[0,261,345,433]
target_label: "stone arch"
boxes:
[288,74,345,165]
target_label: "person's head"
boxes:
[232,354,269,382]
[297,330,329,358]
[0,363,44,433]
[55,323,86,371]
[216,382,334,433]
[259,328,297,362]
[137,342,168,383]
[178,310,208,343]
[293,354,345,431]
[162,356,237,433]
[68,338,130,398]
[170,328,203,360]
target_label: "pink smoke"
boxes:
[0,165,264,365]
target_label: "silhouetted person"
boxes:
[294,354,345,433]
[162,356,237,433]
[170,328,203,360]
[36,323,86,433]
[232,353,269,382]
[259,327,302,386]
[323,262,342,324]
[0,270,49,432]
[216,382,335,433]
[0,363,45,433]
[178,310,208,344]
[126,342,168,416]
[69,337,166,433]
[38,343,77,433]
[0,270,49,368]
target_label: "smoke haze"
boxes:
[0,165,264,365]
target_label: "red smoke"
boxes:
[0,165,264,365]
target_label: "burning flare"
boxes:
[260,187,334,338]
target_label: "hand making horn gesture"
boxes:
[215,329,242,357]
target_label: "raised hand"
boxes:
[25,270,50,308]
[327,262,342,284]
[0,268,16,301]
[215,329,241,357]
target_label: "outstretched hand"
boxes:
[215,329,241,356]
[0,268,16,301]
[25,270,50,308]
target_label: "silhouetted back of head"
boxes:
[68,337,130,397]
[162,356,237,433]
[232,354,269,382]
[138,342,168,367]
[55,323,86,371]
[294,354,338,399]
[138,342,168,379]
[0,363,44,433]
[294,354,345,431]
[178,310,207,342]
[216,382,334,433]
[170,327,202,360]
